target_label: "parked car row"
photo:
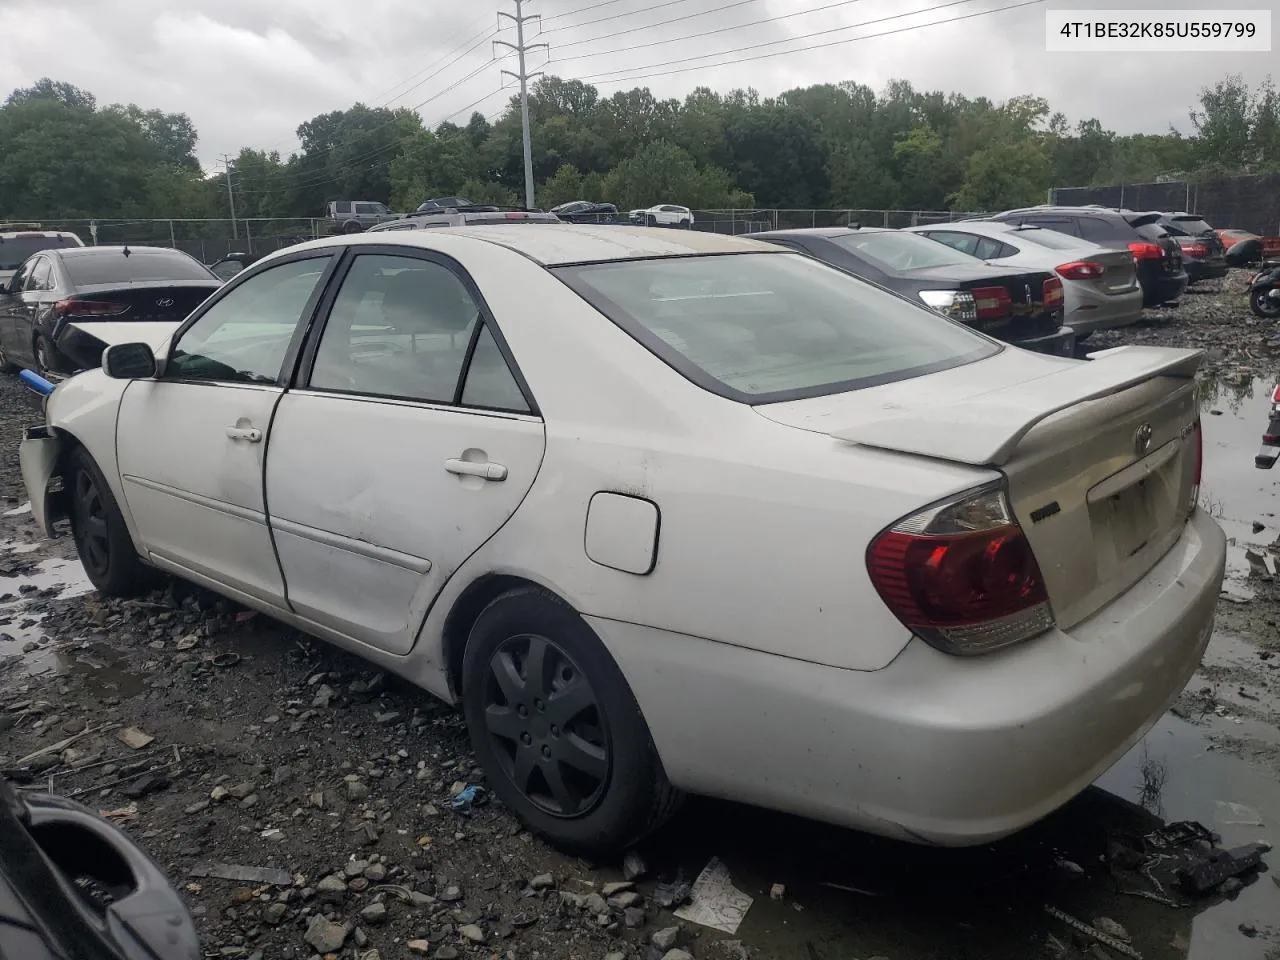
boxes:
[18,222,1224,862]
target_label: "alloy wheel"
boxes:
[482,633,610,817]
[73,467,111,578]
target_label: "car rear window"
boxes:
[0,235,80,270]
[1132,223,1170,242]
[830,231,974,271]
[1165,217,1214,235]
[555,252,999,403]
[63,250,217,285]
[1005,228,1083,251]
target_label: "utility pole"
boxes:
[495,0,546,210]
[219,153,239,240]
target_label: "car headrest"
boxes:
[379,268,475,334]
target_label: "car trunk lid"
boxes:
[58,282,215,323]
[908,265,1062,343]
[1079,249,1139,295]
[757,345,1203,629]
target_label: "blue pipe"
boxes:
[19,369,55,396]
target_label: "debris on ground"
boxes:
[673,857,754,934]
[188,862,295,886]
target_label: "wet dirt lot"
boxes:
[1,274,1279,960]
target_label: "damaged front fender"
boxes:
[19,425,64,538]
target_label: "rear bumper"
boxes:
[594,508,1225,845]
[1140,270,1189,306]
[1010,324,1076,357]
[1185,259,1228,282]
[1064,287,1143,335]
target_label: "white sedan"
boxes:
[19,226,1225,855]
[635,204,694,228]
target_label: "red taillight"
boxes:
[1271,384,1280,405]
[1055,260,1105,280]
[54,299,130,317]
[504,212,527,219]
[1042,277,1063,307]
[1182,242,1208,257]
[867,485,1054,656]
[1128,241,1163,261]
[969,286,1011,320]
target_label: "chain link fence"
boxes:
[6,210,989,259]
[2,219,326,264]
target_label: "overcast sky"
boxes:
[1,0,1276,169]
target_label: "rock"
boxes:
[227,781,256,800]
[359,951,382,960]
[662,952,694,960]
[770,883,785,900]
[346,780,369,801]
[410,891,436,908]
[312,684,336,708]
[529,873,555,890]
[61,717,87,734]
[363,862,386,882]
[1240,923,1259,937]
[1093,918,1131,942]
[303,915,349,954]
[316,875,347,904]
[623,850,648,881]
[1221,876,1245,895]
[605,954,627,960]
[608,891,641,909]
[348,877,369,893]
[602,881,634,896]
[183,800,209,815]
[459,924,485,943]
[357,822,379,845]
[584,893,607,915]
[344,860,369,878]
[122,774,170,799]
[559,891,586,908]
[1254,520,1266,533]
[623,907,646,928]
[360,902,388,925]
[406,941,431,955]
[210,785,230,803]
[710,941,749,960]
[434,948,459,960]
[262,903,287,926]
[439,885,463,903]
[652,927,680,950]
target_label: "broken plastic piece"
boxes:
[188,862,293,886]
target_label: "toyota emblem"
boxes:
[1133,422,1153,456]
[156,297,174,307]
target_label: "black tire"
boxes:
[1074,331,1092,342]
[1250,289,1280,318]
[645,214,657,227]
[68,447,158,597]
[462,587,681,856]
[681,218,692,229]
[342,220,364,234]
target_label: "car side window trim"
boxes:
[293,244,540,418]
[161,250,341,387]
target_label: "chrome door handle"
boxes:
[225,426,262,443]
[445,458,507,481]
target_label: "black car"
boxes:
[985,206,1188,308]
[414,197,502,215]
[0,777,201,960]
[0,246,220,377]
[548,201,619,224]
[748,227,1074,356]
[1153,213,1228,283]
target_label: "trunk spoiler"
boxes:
[829,346,1202,466]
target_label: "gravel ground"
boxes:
[1,277,1279,960]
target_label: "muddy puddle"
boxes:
[0,547,95,674]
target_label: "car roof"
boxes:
[293,224,778,266]
[57,245,189,259]
[0,230,80,239]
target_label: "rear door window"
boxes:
[1077,217,1123,243]
[25,257,53,292]
[973,237,1007,260]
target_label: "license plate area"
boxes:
[1087,438,1183,568]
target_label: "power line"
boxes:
[574,0,1038,85]
[540,0,707,33]
[540,0,633,22]
[546,0,869,62]
[369,12,494,104]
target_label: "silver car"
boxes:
[908,221,1143,338]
